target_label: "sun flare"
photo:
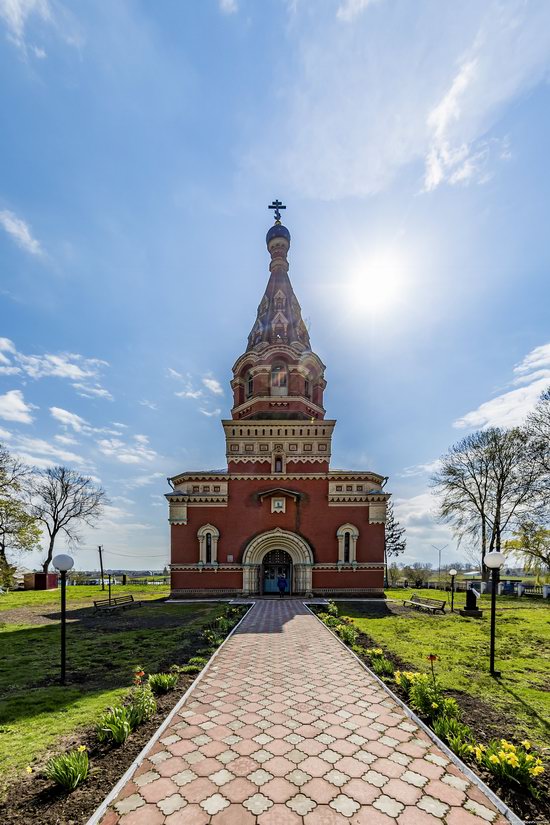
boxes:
[347,249,408,315]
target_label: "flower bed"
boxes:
[314,602,549,823]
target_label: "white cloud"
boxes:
[72,382,114,400]
[124,471,165,489]
[13,434,87,465]
[0,426,12,440]
[199,408,221,418]
[98,435,157,465]
[175,388,203,399]
[454,342,550,429]
[250,1,550,198]
[398,459,441,478]
[0,389,35,423]
[202,376,223,395]
[50,406,89,432]
[139,399,158,410]
[337,0,383,23]
[0,339,111,397]
[0,208,42,254]
[54,434,78,446]
[0,0,50,51]
[219,0,238,13]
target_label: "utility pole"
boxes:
[431,544,448,588]
[98,545,105,591]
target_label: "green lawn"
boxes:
[339,591,550,747]
[0,582,170,611]
[0,591,221,783]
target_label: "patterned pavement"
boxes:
[96,600,509,825]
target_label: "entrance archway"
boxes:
[242,528,314,595]
[262,549,292,595]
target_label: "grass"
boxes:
[0,590,221,782]
[339,590,550,747]
[0,583,170,611]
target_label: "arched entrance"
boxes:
[242,528,314,595]
[262,549,292,595]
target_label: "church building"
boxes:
[166,204,389,598]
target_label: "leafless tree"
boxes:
[431,427,545,578]
[30,466,107,572]
[525,387,550,502]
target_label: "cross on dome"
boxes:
[268,199,286,223]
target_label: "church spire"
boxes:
[230,203,326,421]
[246,202,311,352]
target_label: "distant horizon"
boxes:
[1,1,549,571]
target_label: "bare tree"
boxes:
[30,466,106,572]
[384,500,406,586]
[432,427,545,578]
[525,387,550,500]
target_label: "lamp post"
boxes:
[53,554,74,685]
[449,568,458,613]
[484,551,505,677]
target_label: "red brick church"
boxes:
[166,204,389,598]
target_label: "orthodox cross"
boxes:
[268,199,286,223]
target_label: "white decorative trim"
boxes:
[242,528,314,595]
[336,523,359,563]
[197,524,220,564]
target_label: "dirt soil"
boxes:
[0,673,195,825]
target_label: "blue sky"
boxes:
[1,0,549,571]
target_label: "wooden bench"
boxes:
[93,595,141,613]
[403,594,446,614]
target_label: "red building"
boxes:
[167,208,389,598]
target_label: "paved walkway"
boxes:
[96,601,509,825]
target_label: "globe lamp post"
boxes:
[53,554,74,685]
[484,551,505,677]
[449,568,458,613]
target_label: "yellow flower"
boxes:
[521,740,531,750]
[26,766,33,774]
[525,754,534,763]
[474,747,483,761]
[431,703,439,709]
[489,755,500,764]
[530,766,544,777]
[497,750,507,760]
[77,745,87,752]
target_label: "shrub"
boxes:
[181,663,203,674]
[371,656,394,678]
[336,624,358,645]
[470,739,545,797]
[317,612,341,629]
[96,706,133,746]
[148,672,179,695]
[44,746,89,791]
[434,716,474,757]
[128,686,157,727]
[188,655,208,666]
[203,628,224,647]
[327,601,339,616]
[394,670,419,698]
[408,674,445,721]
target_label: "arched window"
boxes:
[336,524,359,564]
[271,364,288,396]
[274,457,283,473]
[304,377,311,399]
[246,372,254,398]
[344,532,350,563]
[197,524,219,564]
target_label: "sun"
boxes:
[347,249,408,316]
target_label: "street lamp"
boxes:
[484,551,505,677]
[449,568,458,613]
[53,554,74,685]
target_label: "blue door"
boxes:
[262,549,292,594]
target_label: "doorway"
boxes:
[262,549,292,595]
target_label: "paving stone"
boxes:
[286,792,317,814]
[95,601,505,825]
[418,794,450,817]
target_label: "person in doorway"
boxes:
[277,573,287,598]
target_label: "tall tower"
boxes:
[223,203,335,475]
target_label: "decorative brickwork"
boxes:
[167,213,390,597]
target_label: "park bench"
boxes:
[403,594,446,614]
[93,595,141,613]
